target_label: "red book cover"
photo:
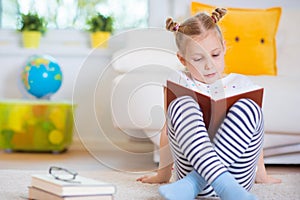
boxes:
[166,80,264,139]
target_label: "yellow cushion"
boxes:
[191,2,281,75]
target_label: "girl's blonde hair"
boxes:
[166,8,227,54]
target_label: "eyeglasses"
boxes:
[49,166,80,183]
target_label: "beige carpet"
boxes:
[0,169,299,200]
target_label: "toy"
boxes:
[21,55,63,99]
[0,100,74,153]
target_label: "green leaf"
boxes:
[17,12,47,34]
[86,13,114,33]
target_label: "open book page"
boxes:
[188,73,263,100]
[209,74,262,100]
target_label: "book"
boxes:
[31,174,116,197]
[166,80,264,139]
[28,186,114,200]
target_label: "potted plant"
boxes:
[86,13,114,48]
[17,12,47,48]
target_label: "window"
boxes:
[0,0,149,31]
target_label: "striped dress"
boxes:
[167,72,264,197]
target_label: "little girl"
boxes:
[137,8,280,200]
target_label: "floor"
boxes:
[0,138,299,176]
[0,138,157,173]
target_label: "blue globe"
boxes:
[21,55,63,99]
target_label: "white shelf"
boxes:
[0,29,115,58]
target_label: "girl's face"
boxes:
[177,30,226,84]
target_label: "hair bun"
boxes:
[166,17,180,32]
[211,8,227,23]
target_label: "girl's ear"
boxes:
[177,52,187,66]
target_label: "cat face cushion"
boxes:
[191,2,282,75]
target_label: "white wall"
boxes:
[0,0,300,146]
[149,0,300,27]
[0,27,177,146]
[0,29,117,143]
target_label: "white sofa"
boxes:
[247,8,300,164]
[110,7,300,164]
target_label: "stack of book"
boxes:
[28,174,116,200]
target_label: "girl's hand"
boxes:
[136,173,171,184]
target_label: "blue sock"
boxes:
[159,170,206,200]
[211,172,257,200]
